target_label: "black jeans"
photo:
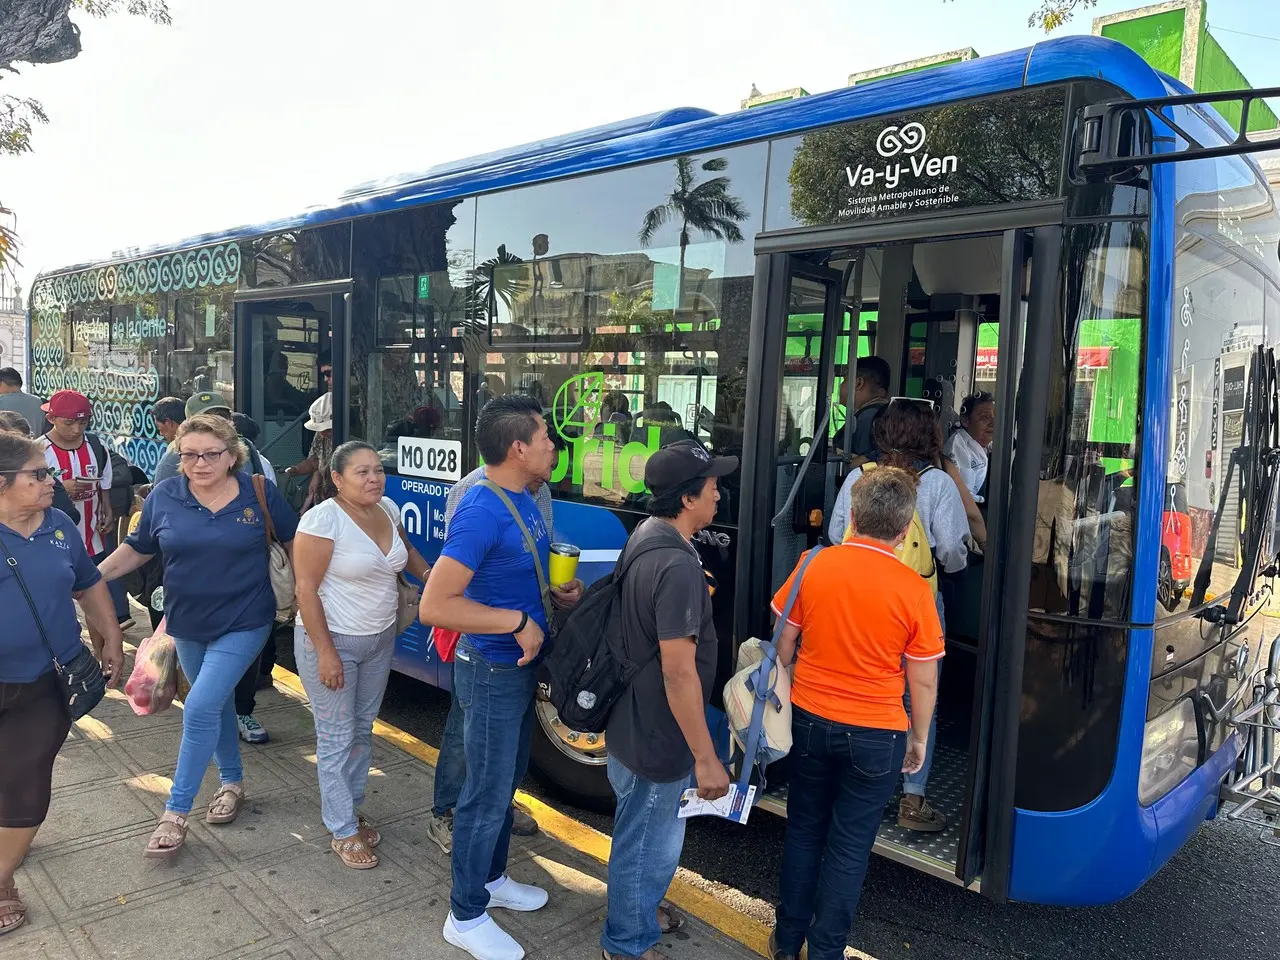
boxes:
[775,706,907,960]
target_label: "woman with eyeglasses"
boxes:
[827,398,968,834]
[97,414,298,859]
[944,393,996,503]
[0,433,124,936]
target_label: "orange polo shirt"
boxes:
[770,537,945,731]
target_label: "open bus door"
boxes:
[741,221,1065,897]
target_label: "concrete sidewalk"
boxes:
[9,626,761,960]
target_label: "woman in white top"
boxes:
[943,392,996,503]
[293,440,431,869]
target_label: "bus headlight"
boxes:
[1138,697,1199,806]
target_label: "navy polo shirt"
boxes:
[1,508,102,683]
[127,473,298,642]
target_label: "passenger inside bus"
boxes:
[945,392,995,502]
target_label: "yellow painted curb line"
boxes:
[270,663,773,956]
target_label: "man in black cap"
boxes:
[600,439,735,960]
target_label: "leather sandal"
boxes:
[357,813,381,848]
[206,784,244,825]
[143,812,189,859]
[0,885,27,936]
[657,902,685,934]
[331,835,379,869]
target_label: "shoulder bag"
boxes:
[378,500,422,635]
[251,475,297,623]
[0,524,107,721]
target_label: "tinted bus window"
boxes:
[240,223,352,287]
[350,199,477,471]
[1030,220,1147,622]
[765,87,1066,230]
[473,143,767,524]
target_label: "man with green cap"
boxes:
[151,392,274,484]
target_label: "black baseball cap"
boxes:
[644,439,738,495]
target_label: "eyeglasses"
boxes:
[5,467,54,481]
[178,449,228,464]
[321,369,333,380]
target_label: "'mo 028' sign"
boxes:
[768,86,1066,229]
[398,436,463,481]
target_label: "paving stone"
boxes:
[196,789,330,864]
[82,881,271,960]
[50,741,119,790]
[254,847,415,924]
[322,889,460,960]
[36,829,212,913]
[349,759,435,823]
[36,781,157,848]
[498,850,609,945]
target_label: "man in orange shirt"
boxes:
[767,467,943,960]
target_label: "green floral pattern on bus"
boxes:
[28,241,242,477]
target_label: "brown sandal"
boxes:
[143,813,189,859]
[657,902,685,934]
[207,784,244,825]
[0,885,27,936]
[357,814,381,848]
[331,835,379,869]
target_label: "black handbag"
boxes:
[0,528,107,721]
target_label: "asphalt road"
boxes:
[276,648,1280,960]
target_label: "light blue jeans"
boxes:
[295,624,396,839]
[601,754,691,958]
[902,593,945,797]
[168,625,272,815]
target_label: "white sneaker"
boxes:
[485,875,548,912]
[442,912,524,960]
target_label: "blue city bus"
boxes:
[29,35,1280,905]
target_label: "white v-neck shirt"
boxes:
[297,497,408,635]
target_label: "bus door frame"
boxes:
[233,279,353,446]
[740,203,1064,893]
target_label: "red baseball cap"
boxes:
[41,390,93,421]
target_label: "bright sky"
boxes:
[3,0,1278,293]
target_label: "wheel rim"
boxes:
[534,696,608,766]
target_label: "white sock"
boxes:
[451,911,491,933]
[485,876,508,894]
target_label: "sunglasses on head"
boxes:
[888,396,937,411]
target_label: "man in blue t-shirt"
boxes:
[422,395,583,960]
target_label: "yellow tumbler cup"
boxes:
[548,543,581,587]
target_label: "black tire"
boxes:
[528,720,615,813]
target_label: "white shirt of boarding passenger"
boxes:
[944,429,989,503]
[828,465,969,575]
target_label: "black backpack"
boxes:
[541,536,677,733]
[85,432,135,516]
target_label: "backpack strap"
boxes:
[246,440,264,477]
[478,479,555,627]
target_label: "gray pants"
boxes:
[295,623,396,839]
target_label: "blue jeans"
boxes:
[167,625,271,815]
[902,593,945,796]
[433,661,466,816]
[450,640,537,921]
[601,755,689,957]
[776,706,907,960]
[295,624,396,839]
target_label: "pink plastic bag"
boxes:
[125,620,178,716]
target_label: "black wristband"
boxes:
[514,611,529,636]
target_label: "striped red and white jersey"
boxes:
[41,436,113,556]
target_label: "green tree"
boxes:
[638,156,748,318]
[1,0,171,269]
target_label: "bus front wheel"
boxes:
[528,697,615,812]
